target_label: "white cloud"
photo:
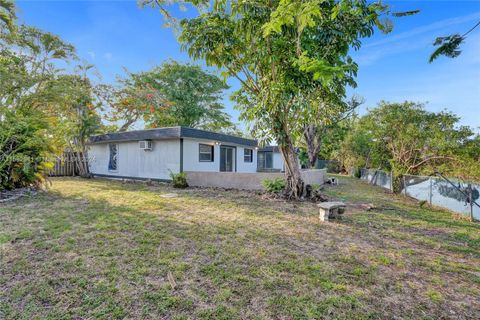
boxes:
[87,51,96,59]
[103,52,113,60]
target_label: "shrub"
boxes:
[169,171,188,188]
[262,178,285,193]
[0,108,53,190]
[353,167,362,179]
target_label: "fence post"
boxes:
[429,177,433,205]
[468,184,474,222]
[403,176,407,196]
[390,171,394,192]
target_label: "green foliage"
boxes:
[169,171,188,189]
[337,101,480,183]
[100,60,237,133]
[1,13,105,185]
[0,108,53,190]
[150,0,403,198]
[429,21,479,63]
[262,178,286,194]
[429,34,464,63]
[352,167,362,179]
[45,72,105,176]
[0,0,16,32]
[298,149,309,168]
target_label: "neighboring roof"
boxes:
[258,146,280,153]
[88,126,258,147]
[258,146,301,153]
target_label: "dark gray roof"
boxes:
[88,126,257,147]
[258,146,300,153]
[258,146,280,152]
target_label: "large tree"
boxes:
[98,61,236,132]
[0,23,79,187]
[0,25,76,111]
[302,95,363,168]
[340,101,478,190]
[1,17,107,184]
[44,68,104,177]
[144,0,406,198]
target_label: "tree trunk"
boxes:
[279,140,304,199]
[79,144,91,178]
[71,140,90,178]
[303,124,321,169]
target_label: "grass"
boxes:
[1,176,479,319]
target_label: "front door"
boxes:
[220,146,234,172]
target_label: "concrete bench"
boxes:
[317,201,346,222]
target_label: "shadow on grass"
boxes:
[0,185,386,319]
[1,178,480,319]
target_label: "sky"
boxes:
[15,0,480,131]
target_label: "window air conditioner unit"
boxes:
[139,140,153,151]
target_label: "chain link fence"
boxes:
[360,168,393,191]
[313,160,341,173]
[358,168,479,221]
[403,175,479,221]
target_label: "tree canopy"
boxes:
[0,13,107,187]
[338,101,479,188]
[0,0,15,33]
[144,0,411,198]
[98,61,237,133]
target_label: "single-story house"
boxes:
[257,146,285,172]
[87,127,259,181]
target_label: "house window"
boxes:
[108,144,118,171]
[257,151,273,170]
[199,144,214,162]
[244,148,253,162]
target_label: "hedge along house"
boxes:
[87,127,258,181]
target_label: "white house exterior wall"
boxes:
[88,137,258,180]
[182,138,257,173]
[235,146,257,173]
[182,139,218,172]
[272,152,284,171]
[88,139,180,180]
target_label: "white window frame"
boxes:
[199,143,214,162]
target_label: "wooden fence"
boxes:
[49,152,82,177]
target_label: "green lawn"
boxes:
[1,176,479,319]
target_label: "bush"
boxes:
[353,167,362,179]
[169,171,188,188]
[262,178,285,193]
[0,108,53,190]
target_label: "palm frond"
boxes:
[429,34,464,63]
[391,10,420,17]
